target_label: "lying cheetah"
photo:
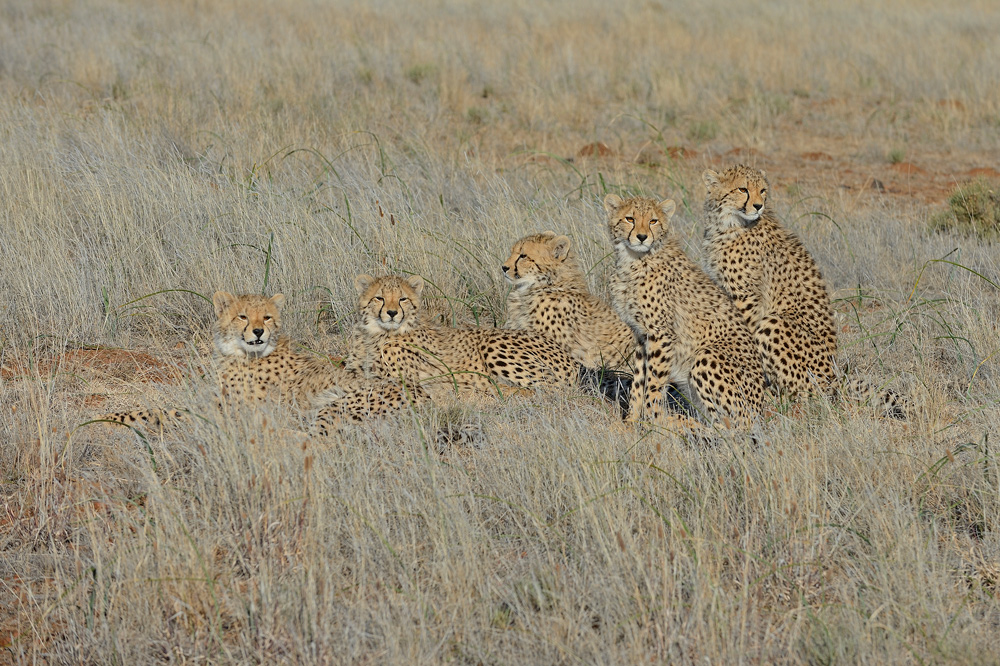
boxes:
[348,273,582,403]
[603,194,764,427]
[702,164,908,417]
[101,291,427,433]
[503,231,635,371]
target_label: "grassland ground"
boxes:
[1,0,999,663]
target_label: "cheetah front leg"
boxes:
[626,337,646,422]
[628,332,675,424]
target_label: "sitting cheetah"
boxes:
[702,164,907,417]
[602,194,764,428]
[503,231,635,371]
[502,232,690,416]
[101,291,428,433]
[348,273,584,403]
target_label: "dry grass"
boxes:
[2,0,999,663]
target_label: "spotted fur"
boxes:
[503,231,635,371]
[101,292,427,433]
[703,164,908,417]
[603,194,764,428]
[348,274,581,402]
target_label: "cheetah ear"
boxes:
[550,235,571,261]
[759,169,767,181]
[405,274,425,297]
[354,274,376,295]
[213,291,236,317]
[658,199,676,219]
[603,193,623,215]
[269,293,286,311]
[702,169,720,188]
[540,230,557,239]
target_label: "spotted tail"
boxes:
[838,377,911,419]
[98,408,187,428]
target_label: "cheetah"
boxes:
[603,193,764,428]
[348,273,583,403]
[101,291,428,433]
[702,164,908,417]
[502,231,635,371]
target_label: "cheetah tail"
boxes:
[97,408,187,428]
[837,378,911,419]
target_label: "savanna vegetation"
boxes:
[1,0,999,662]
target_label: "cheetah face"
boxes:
[703,165,768,227]
[602,194,676,255]
[213,291,285,358]
[355,273,424,335]
[502,232,571,290]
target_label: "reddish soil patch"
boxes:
[890,162,927,176]
[577,141,614,158]
[937,99,965,111]
[82,394,108,409]
[801,151,833,161]
[666,146,697,159]
[967,167,1000,180]
[2,348,185,384]
[631,144,696,164]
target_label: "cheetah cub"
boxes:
[101,292,428,433]
[348,274,582,403]
[503,231,635,371]
[702,164,907,417]
[603,194,764,427]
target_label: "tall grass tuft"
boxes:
[933,179,1000,238]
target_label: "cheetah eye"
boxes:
[263,316,272,321]
[738,187,748,194]
[760,189,767,195]
[519,254,526,259]
[399,297,408,303]
[625,216,634,223]
[238,314,248,321]
[374,296,384,302]
[650,219,659,225]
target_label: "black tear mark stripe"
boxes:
[732,188,749,210]
[514,254,530,277]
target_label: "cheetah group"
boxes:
[103,164,909,438]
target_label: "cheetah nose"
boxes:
[385,309,398,318]
[252,328,264,337]
[635,233,648,242]
[753,203,763,211]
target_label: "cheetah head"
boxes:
[703,164,768,229]
[355,273,424,335]
[213,291,285,358]
[502,231,572,290]
[603,194,676,256]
